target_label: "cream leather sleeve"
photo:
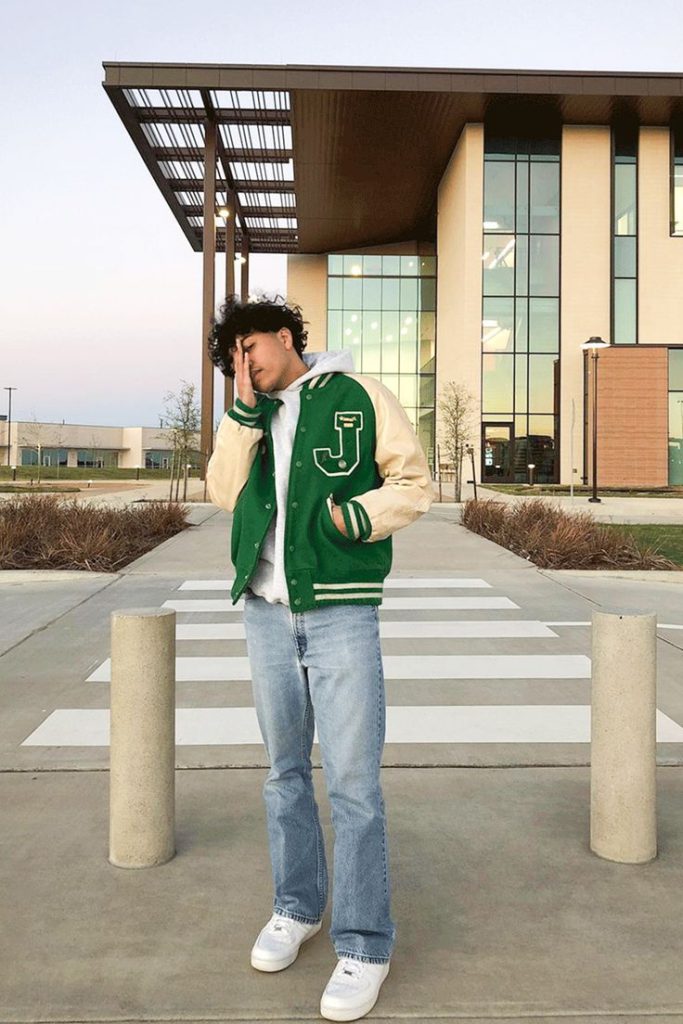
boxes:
[206,412,264,513]
[346,373,434,542]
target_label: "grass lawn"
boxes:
[603,524,683,567]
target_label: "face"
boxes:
[236,328,294,392]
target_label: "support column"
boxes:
[224,189,236,413]
[240,234,250,302]
[200,119,217,480]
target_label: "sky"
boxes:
[1,0,681,427]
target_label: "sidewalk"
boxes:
[2,506,683,1021]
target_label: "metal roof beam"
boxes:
[152,146,292,162]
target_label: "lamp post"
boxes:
[581,337,608,503]
[3,387,17,469]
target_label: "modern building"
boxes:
[0,419,202,471]
[102,62,683,486]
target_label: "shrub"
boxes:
[0,495,190,572]
[461,498,677,570]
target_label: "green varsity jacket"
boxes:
[206,369,434,610]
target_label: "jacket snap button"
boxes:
[295,460,302,468]
[265,502,272,509]
[291,578,298,586]
[294,598,302,605]
[338,459,347,468]
[254,542,259,548]
[300,426,307,432]
[289,545,295,552]
[305,394,312,400]
[291,501,298,509]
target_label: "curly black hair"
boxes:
[207,294,309,378]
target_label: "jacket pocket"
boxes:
[320,493,354,544]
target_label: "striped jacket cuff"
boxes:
[340,499,373,542]
[227,397,264,429]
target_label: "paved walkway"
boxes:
[2,506,683,1020]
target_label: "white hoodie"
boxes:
[247,347,355,605]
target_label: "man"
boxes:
[206,295,434,1022]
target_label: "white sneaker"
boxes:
[250,913,322,972]
[320,957,390,1021]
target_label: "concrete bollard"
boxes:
[109,608,176,868]
[590,609,657,864]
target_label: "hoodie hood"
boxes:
[266,348,355,396]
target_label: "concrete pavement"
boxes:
[2,504,683,1020]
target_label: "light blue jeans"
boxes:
[243,590,396,964]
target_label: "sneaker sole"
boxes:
[250,919,322,972]
[319,961,390,1022]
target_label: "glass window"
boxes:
[382,375,400,398]
[343,255,363,276]
[528,298,559,352]
[419,255,436,276]
[419,278,436,311]
[382,278,400,309]
[530,162,560,233]
[515,235,529,297]
[528,355,558,414]
[381,255,401,275]
[614,163,637,235]
[400,277,418,309]
[399,376,417,405]
[419,374,435,405]
[343,277,362,307]
[328,278,343,309]
[327,310,342,350]
[515,355,528,413]
[363,255,382,275]
[419,331,435,373]
[400,335,417,374]
[328,255,343,274]
[674,162,683,235]
[669,350,683,390]
[362,277,382,308]
[515,161,529,234]
[614,235,636,277]
[482,353,514,413]
[529,235,559,296]
[527,415,556,483]
[363,331,381,372]
[514,302,528,353]
[483,234,516,296]
[669,392,683,484]
[482,297,514,352]
[419,310,435,342]
[400,313,417,342]
[483,161,515,232]
[614,278,637,344]
[400,255,419,276]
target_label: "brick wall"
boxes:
[589,346,668,487]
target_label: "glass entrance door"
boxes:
[482,423,514,483]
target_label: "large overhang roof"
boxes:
[102,62,683,255]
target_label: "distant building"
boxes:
[0,420,203,471]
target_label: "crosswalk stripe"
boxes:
[162,597,518,612]
[177,578,492,591]
[175,620,559,641]
[86,654,590,683]
[21,706,683,747]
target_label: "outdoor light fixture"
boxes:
[581,336,608,503]
[217,206,230,219]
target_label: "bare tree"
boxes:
[160,380,201,502]
[437,381,476,502]
[18,416,50,484]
